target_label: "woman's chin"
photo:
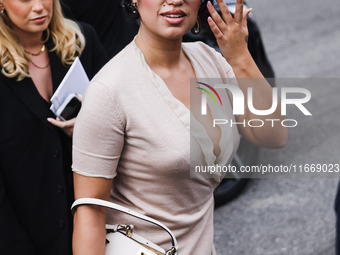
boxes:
[159,28,190,41]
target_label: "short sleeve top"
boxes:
[72,40,240,255]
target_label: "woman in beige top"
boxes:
[72,0,288,254]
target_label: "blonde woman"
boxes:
[0,0,107,254]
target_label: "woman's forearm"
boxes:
[72,173,113,254]
[230,52,288,148]
[73,205,107,255]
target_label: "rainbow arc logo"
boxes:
[196,82,223,107]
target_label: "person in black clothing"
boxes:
[61,0,139,58]
[335,184,340,254]
[0,0,108,254]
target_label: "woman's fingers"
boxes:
[47,117,64,127]
[206,0,251,65]
[207,1,228,34]
[47,117,76,137]
[213,0,233,25]
[207,0,248,33]
[242,8,252,30]
[207,17,224,40]
[62,118,76,127]
[76,94,83,102]
[234,0,244,24]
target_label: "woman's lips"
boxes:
[161,11,186,25]
[31,16,47,24]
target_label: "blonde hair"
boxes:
[0,0,85,81]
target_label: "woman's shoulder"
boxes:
[91,42,142,88]
[81,42,139,113]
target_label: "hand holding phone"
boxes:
[56,93,82,121]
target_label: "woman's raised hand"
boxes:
[207,0,252,65]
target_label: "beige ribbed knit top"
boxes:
[72,40,240,255]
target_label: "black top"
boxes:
[61,0,139,58]
[0,23,108,255]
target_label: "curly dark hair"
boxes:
[121,0,212,24]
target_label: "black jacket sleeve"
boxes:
[0,168,36,255]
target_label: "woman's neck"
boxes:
[13,27,43,49]
[135,28,184,70]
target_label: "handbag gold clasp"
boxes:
[125,224,134,237]
[117,224,134,238]
[136,248,154,255]
[165,247,177,255]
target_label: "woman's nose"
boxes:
[165,0,185,6]
[32,0,44,12]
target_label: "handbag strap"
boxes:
[71,198,178,254]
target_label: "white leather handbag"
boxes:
[71,198,178,255]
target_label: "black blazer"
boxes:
[0,23,108,255]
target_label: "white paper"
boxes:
[50,57,89,115]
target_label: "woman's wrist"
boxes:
[227,50,251,68]
[227,50,263,78]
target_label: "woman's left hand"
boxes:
[47,117,76,137]
[207,0,252,65]
[207,0,288,149]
